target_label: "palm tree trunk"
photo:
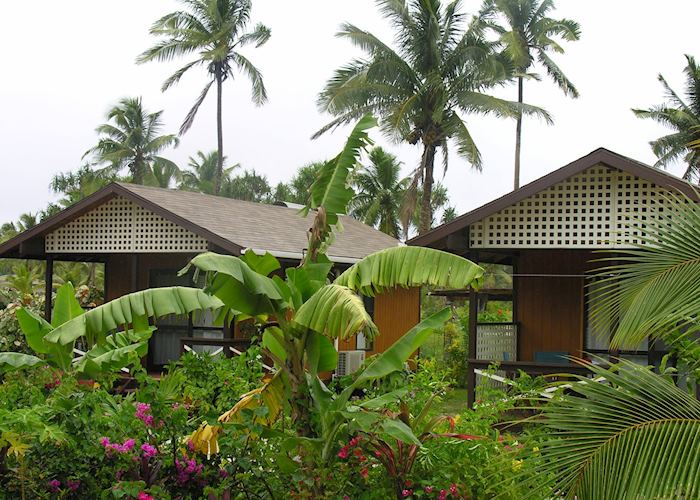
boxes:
[213,71,224,196]
[418,144,437,235]
[513,76,523,191]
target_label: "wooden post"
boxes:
[467,285,478,408]
[44,257,54,321]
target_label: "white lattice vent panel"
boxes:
[470,165,676,249]
[45,197,209,253]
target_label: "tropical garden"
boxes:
[1,0,700,499]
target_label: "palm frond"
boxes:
[180,79,214,135]
[514,359,700,499]
[589,191,700,353]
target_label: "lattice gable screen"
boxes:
[45,196,209,253]
[469,164,676,249]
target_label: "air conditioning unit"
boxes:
[336,350,366,377]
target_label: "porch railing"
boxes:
[476,322,518,362]
[466,358,594,407]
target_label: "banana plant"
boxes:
[0,282,223,378]
[185,115,484,437]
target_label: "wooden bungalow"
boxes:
[408,148,698,405]
[0,183,419,372]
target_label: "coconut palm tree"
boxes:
[180,151,239,194]
[633,55,700,183]
[85,97,179,185]
[146,158,182,188]
[222,169,272,202]
[137,0,271,195]
[350,147,408,238]
[316,0,550,234]
[478,0,580,190]
[51,165,113,207]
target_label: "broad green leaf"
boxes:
[335,247,483,296]
[44,287,223,346]
[208,274,275,317]
[307,114,377,224]
[0,352,43,371]
[51,282,85,327]
[307,373,334,417]
[293,284,378,340]
[16,308,53,354]
[381,419,422,446]
[262,327,286,364]
[188,253,282,300]
[240,250,281,276]
[285,266,326,308]
[358,388,409,409]
[306,331,338,373]
[353,308,451,386]
[75,329,154,377]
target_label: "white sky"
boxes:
[0,0,696,224]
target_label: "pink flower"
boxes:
[439,489,447,500]
[122,438,135,451]
[337,446,349,459]
[402,489,412,498]
[449,484,458,495]
[99,437,110,447]
[141,443,158,459]
[424,486,434,494]
[187,440,195,452]
[66,479,80,491]
[138,492,154,500]
[374,450,383,458]
[48,479,61,492]
[360,467,368,478]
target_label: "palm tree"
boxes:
[86,97,179,184]
[406,183,453,237]
[51,165,113,207]
[478,0,580,189]
[180,151,239,194]
[350,147,408,238]
[222,169,272,202]
[146,158,182,188]
[633,55,700,182]
[138,0,271,195]
[316,0,550,234]
[272,162,325,204]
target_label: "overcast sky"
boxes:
[0,1,696,225]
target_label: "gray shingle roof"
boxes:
[117,183,400,260]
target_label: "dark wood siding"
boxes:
[516,250,593,361]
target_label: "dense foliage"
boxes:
[0,353,547,499]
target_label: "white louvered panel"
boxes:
[469,165,674,249]
[45,197,209,253]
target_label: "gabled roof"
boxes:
[0,182,400,261]
[408,148,698,248]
